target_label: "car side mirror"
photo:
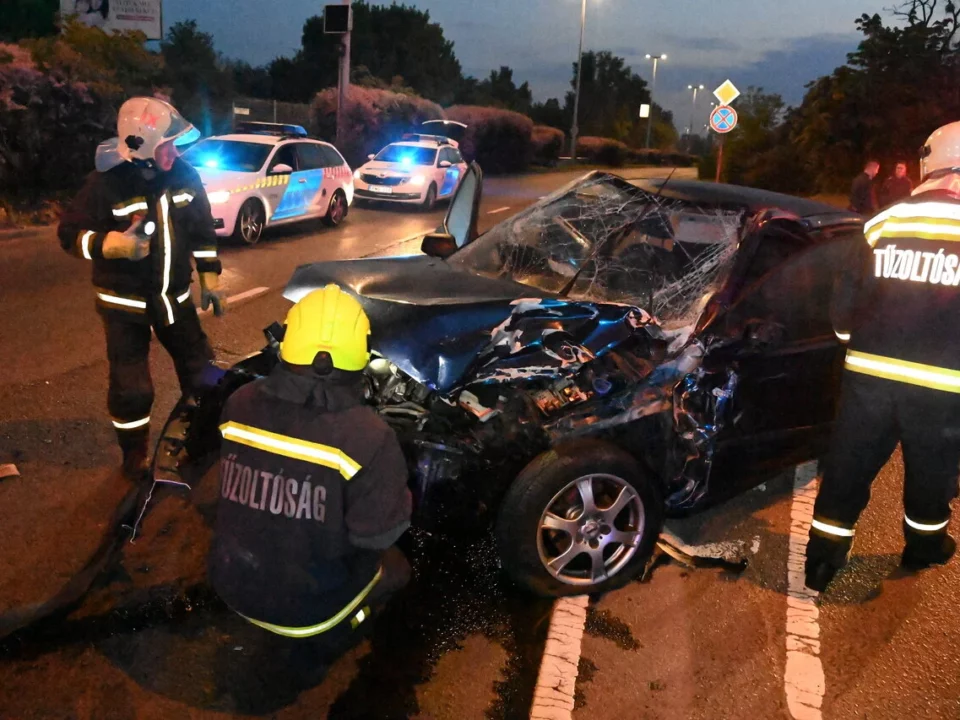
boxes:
[367,154,376,161]
[421,232,458,259]
[439,160,452,168]
[744,318,785,348]
[270,163,293,175]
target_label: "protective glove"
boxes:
[199,271,226,317]
[102,217,153,260]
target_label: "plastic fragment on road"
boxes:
[0,464,19,480]
[655,526,750,570]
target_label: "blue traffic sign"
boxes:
[710,105,738,134]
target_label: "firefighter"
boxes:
[806,121,960,592]
[208,284,412,654]
[58,97,225,481]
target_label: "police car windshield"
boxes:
[375,145,438,166]
[183,139,273,173]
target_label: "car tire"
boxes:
[323,189,348,227]
[495,439,664,597]
[233,199,265,246]
[421,183,437,212]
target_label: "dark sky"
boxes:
[163,0,892,127]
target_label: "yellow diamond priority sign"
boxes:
[713,80,741,106]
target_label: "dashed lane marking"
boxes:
[784,462,825,720]
[530,595,590,720]
[487,206,511,215]
[197,286,271,317]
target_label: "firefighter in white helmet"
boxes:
[58,97,226,481]
[806,121,960,592]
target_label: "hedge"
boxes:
[310,85,443,168]
[576,136,630,167]
[445,105,534,174]
[532,125,564,166]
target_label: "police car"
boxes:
[183,123,354,245]
[353,121,468,211]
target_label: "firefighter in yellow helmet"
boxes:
[806,121,960,592]
[58,97,225,481]
[209,285,412,654]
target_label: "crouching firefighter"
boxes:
[209,284,412,652]
[806,120,960,592]
[58,97,225,481]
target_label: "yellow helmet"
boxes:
[280,285,371,371]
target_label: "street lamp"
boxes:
[570,0,589,161]
[643,53,667,149]
[687,84,704,142]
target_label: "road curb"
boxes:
[0,225,55,243]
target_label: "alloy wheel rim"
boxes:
[536,473,645,586]
[242,205,262,243]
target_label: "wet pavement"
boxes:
[3,167,959,719]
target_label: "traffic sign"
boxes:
[713,80,741,106]
[710,105,738,134]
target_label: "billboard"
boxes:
[60,0,163,40]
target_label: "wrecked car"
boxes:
[178,164,865,597]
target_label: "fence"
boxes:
[230,97,314,134]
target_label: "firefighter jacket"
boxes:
[832,189,960,393]
[58,158,221,326]
[209,365,413,634]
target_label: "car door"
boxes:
[701,222,857,498]
[266,143,304,222]
[438,147,463,198]
[291,142,328,219]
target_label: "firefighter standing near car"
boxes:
[208,284,412,658]
[58,97,225,481]
[805,121,960,592]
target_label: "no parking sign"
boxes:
[710,105,738,134]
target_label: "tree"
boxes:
[297,2,463,104]
[161,21,234,136]
[229,60,272,100]
[465,66,533,114]
[563,51,655,145]
[531,98,566,130]
[0,0,58,42]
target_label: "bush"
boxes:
[532,125,564,166]
[0,43,112,200]
[576,136,629,167]
[310,85,443,167]
[445,105,534,174]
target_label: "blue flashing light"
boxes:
[203,158,219,169]
[400,155,414,168]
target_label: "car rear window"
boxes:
[183,139,272,173]
[375,145,438,166]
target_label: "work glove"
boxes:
[199,271,226,317]
[102,216,153,260]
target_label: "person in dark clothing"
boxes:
[849,160,880,215]
[879,162,915,208]
[209,284,412,656]
[805,123,960,592]
[58,97,225,480]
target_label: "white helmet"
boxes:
[920,120,960,181]
[116,97,200,164]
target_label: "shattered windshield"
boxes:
[447,173,744,326]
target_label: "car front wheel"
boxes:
[234,199,265,245]
[421,183,437,212]
[495,439,664,597]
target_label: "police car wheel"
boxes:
[234,199,265,245]
[323,190,348,227]
[495,439,664,597]
[421,184,437,212]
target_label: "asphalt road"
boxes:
[1,167,958,720]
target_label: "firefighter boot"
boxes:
[119,430,150,483]
[804,534,853,593]
[902,533,957,570]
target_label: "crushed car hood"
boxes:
[283,257,656,393]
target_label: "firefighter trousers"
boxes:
[102,299,214,454]
[809,371,960,567]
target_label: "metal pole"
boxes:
[715,136,724,183]
[645,58,659,149]
[569,0,587,160]
[273,99,277,123]
[688,87,697,144]
[336,0,352,146]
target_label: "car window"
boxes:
[295,143,325,171]
[183,139,272,173]
[716,237,852,343]
[319,144,346,168]
[440,148,455,164]
[375,145,438,166]
[448,148,464,164]
[268,144,298,172]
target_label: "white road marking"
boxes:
[784,461,825,720]
[487,206,511,215]
[530,595,590,720]
[197,286,271,317]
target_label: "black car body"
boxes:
[189,165,864,596]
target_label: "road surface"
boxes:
[0,168,957,719]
